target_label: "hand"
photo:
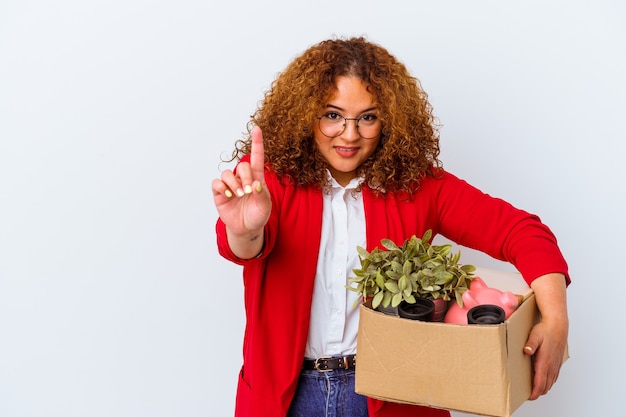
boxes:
[525,273,569,400]
[212,126,271,258]
[523,318,568,400]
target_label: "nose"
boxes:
[341,118,361,141]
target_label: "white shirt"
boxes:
[304,174,366,359]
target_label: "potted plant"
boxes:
[347,230,476,321]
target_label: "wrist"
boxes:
[226,227,265,260]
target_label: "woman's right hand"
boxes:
[212,126,271,258]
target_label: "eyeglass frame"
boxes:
[316,113,382,139]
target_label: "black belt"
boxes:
[302,355,356,372]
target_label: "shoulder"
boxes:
[424,167,464,184]
[419,168,480,193]
[401,168,477,196]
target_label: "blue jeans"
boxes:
[287,369,368,417]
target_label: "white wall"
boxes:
[1,1,624,416]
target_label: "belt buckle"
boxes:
[314,356,333,372]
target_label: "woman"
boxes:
[212,37,569,417]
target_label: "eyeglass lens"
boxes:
[318,114,379,139]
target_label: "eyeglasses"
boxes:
[317,111,381,139]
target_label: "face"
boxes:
[314,76,382,187]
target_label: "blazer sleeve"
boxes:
[431,171,570,285]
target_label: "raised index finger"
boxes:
[250,126,265,182]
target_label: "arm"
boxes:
[525,272,569,400]
[435,172,569,283]
[212,127,271,259]
[432,172,570,398]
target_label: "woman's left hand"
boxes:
[525,273,569,400]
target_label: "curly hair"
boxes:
[228,36,442,194]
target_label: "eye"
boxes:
[359,114,378,124]
[323,111,343,122]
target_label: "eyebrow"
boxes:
[324,104,379,114]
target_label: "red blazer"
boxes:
[216,167,569,417]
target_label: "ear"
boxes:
[463,291,478,307]
[470,277,487,290]
[502,292,519,307]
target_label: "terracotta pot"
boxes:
[430,298,449,322]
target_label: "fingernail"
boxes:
[225,190,233,198]
[524,346,533,352]
[236,189,245,197]
[244,185,252,194]
[256,183,262,192]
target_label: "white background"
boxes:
[1,1,624,416]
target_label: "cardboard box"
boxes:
[355,267,567,417]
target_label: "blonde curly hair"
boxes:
[229,36,442,194]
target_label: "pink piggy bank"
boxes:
[443,277,520,324]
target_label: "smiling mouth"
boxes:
[334,146,360,159]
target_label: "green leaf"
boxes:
[391,292,404,307]
[402,260,413,276]
[434,271,453,284]
[382,292,392,308]
[451,250,461,264]
[351,268,365,277]
[384,281,400,293]
[381,239,399,251]
[434,244,452,256]
[455,289,466,306]
[403,287,413,298]
[356,246,370,258]
[398,275,408,291]
[372,291,384,309]
[375,272,386,289]
[461,264,476,273]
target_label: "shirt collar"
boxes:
[326,170,363,190]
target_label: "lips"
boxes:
[334,146,359,158]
